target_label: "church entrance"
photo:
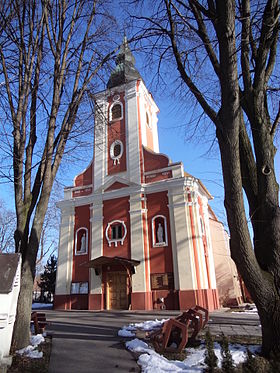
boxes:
[106,271,128,310]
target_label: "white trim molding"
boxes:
[105,220,127,247]
[152,215,168,247]
[75,227,88,255]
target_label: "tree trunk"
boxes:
[258,290,280,357]
[11,255,34,350]
[217,126,280,356]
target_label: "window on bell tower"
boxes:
[109,102,123,121]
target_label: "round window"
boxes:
[110,140,123,165]
[113,143,121,157]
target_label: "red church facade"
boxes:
[54,38,222,311]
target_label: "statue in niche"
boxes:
[80,233,86,252]
[157,223,164,243]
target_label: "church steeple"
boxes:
[107,37,141,88]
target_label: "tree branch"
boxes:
[240,0,252,92]
[189,0,220,77]
[270,102,280,138]
[253,0,279,91]
[164,0,218,126]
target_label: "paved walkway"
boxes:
[207,310,261,337]
[45,309,261,373]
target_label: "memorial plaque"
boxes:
[151,273,174,290]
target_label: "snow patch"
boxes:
[121,318,261,372]
[119,318,168,337]
[16,334,45,359]
[132,319,168,331]
[16,345,43,359]
[31,334,45,346]
[126,338,152,353]
[125,337,261,372]
[118,329,136,337]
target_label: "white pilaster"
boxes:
[192,191,209,289]
[168,186,197,290]
[93,96,108,191]
[129,193,149,292]
[202,197,217,288]
[89,199,103,294]
[126,82,142,185]
[55,204,75,295]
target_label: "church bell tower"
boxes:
[93,37,160,191]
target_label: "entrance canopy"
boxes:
[84,256,140,269]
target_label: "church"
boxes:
[54,38,242,312]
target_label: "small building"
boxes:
[54,38,240,311]
[0,253,21,369]
[208,208,243,306]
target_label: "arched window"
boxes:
[200,217,205,235]
[105,220,127,247]
[109,102,123,122]
[146,112,151,128]
[110,140,123,165]
[152,215,168,247]
[75,227,88,255]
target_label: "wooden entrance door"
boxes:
[106,272,128,310]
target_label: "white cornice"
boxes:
[65,184,93,192]
[144,162,182,176]
[56,174,212,208]
[92,80,138,101]
[129,209,148,215]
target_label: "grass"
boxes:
[8,337,51,373]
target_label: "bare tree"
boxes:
[0,0,116,349]
[0,200,16,253]
[36,188,61,271]
[130,0,280,357]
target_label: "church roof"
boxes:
[107,37,142,89]
[84,256,140,269]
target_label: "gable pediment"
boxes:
[105,181,130,192]
[95,176,138,193]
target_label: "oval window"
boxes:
[110,140,123,165]
[114,143,121,157]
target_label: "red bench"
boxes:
[31,311,48,334]
[149,305,209,353]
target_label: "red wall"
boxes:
[143,147,169,172]
[72,205,90,282]
[103,197,131,259]
[146,191,173,274]
[74,162,93,187]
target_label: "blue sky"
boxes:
[1,25,279,235]
[1,52,279,231]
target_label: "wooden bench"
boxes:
[31,311,48,335]
[149,305,209,353]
